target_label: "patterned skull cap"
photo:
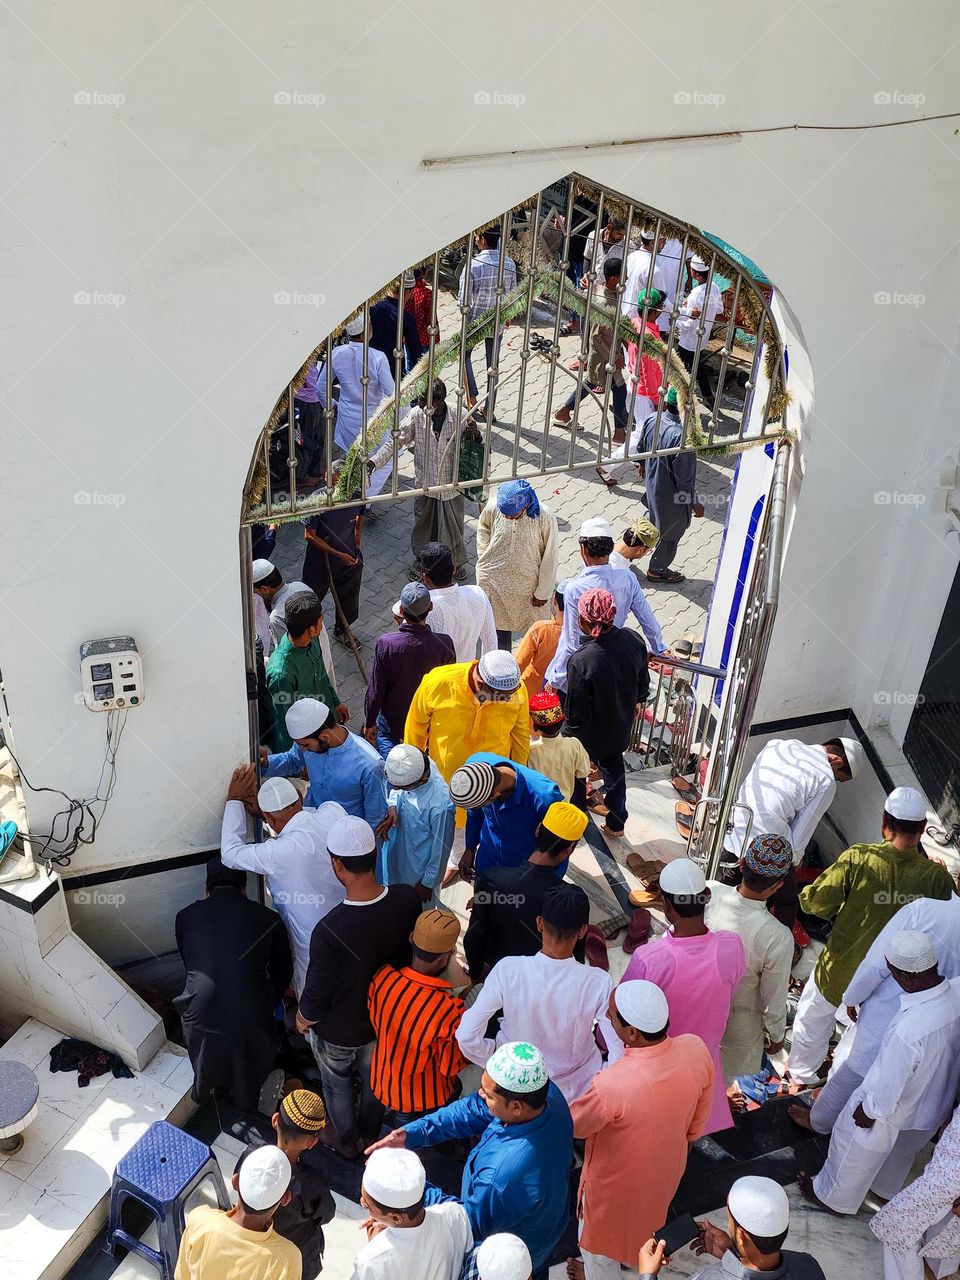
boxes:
[742,834,793,878]
[486,1041,548,1093]
[578,587,617,637]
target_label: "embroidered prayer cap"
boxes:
[419,541,454,579]
[541,801,588,844]
[477,650,521,692]
[384,744,427,787]
[413,907,461,953]
[541,882,590,930]
[285,698,329,740]
[476,1236,533,1280]
[529,691,564,728]
[885,929,937,974]
[280,1089,327,1132]
[486,1042,548,1093]
[837,736,866,778]
[658,857,707,897]
[399,581,432,618]
[614,979,669,1033]
[362,1149,425,1210]
[496,479,541,518]
[252,558,276,584]
[578,587,617,637]
[742,834,793,879]
[885,786,927,822]
[345,314,365,337]
[727,1176,790,1237]
[690,255,709,272]
[449,761,498,808]
[326,815,377,858]
[257,777,300,813]
[238,1145,292,1211]
[579,516,614,540]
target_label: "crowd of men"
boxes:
[168,225,960,1280]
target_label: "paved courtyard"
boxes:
[268,279,738,710]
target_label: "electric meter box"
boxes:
[79,637,144,712]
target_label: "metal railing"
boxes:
[240,174,789,525]
[627,654,728,779]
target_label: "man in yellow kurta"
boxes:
[404,652,529,877]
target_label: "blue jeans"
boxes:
[375,713,399,760]
[311,1035,383,1148]
[563,381,627,429]
[464,334,503,412]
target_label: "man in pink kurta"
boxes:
[570,982,714,1278]
[621,858,745,1133]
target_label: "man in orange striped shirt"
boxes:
[368,908,467,1127]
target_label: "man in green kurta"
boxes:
[266,591,347,752]
[787,786,955,1083]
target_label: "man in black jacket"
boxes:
[563,587,649,839]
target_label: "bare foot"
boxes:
[797,1171,841,1214]
[553,405,572,425]
[789,1104,813,1131]
[441,866,460,888]
[565,1259,585,1280]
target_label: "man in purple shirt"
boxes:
[363,582,455,758]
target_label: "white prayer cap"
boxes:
[476,1235,532,1280]
[614,980,669,1033]
[385,744,427,787]
[838,736,866,778]
[327,815,377,858]
[486,1041,549,1093]
[639,226,658,241]
[238,1145,292,1211]
[690,255,709,272]
[345,314,365,337]
[885,929,937,973]
[579,517,614,540]
[885,786,927,822]
[727,1176,789,1237]
[285,699,329,740]
[252,558,276,584]
[362,1149,425,1210]
[659,858,707,897]
[257,777,300,813]
[477,650,521,692]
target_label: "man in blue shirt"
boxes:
[545,516,665,695]
[366,1041,573,1280]
[450,753,562,880]
[260,698,388,828]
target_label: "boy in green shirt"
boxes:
[266,591,347,752]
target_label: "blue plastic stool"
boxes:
[105,1120,230,1280]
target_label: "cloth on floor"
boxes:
[49,1037,134,1086]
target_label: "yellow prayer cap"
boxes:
[541,801,588,843]
[281,1089,327,1132]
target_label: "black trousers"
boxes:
[302,554,363,629]
[678,343,715,404]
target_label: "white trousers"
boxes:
[810,1060,864,1134]
[578,1219,638,1280]
[446,824,466,870]
[883,1237,959,1280]
[813,1095,933,1213]
[788,977,838,1082]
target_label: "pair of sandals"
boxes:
[530,333,558,358]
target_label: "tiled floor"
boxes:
[0,1020,193,1280]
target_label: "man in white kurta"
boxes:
[705,834,795,1081]
[801,931,960,1215]
[455,882,621,1102]
[219,769,348,996]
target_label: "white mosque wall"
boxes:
[2,2,959,912]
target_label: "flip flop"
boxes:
[675,804,693,837]
[671,775,699,804]
[595,466,616,487]
[647,568,685,584]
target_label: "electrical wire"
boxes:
[4,708,129,868]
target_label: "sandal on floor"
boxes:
[595,466,616,487]
[646,568,685,584]
[671,775,700,804]
[675,804,693,837]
